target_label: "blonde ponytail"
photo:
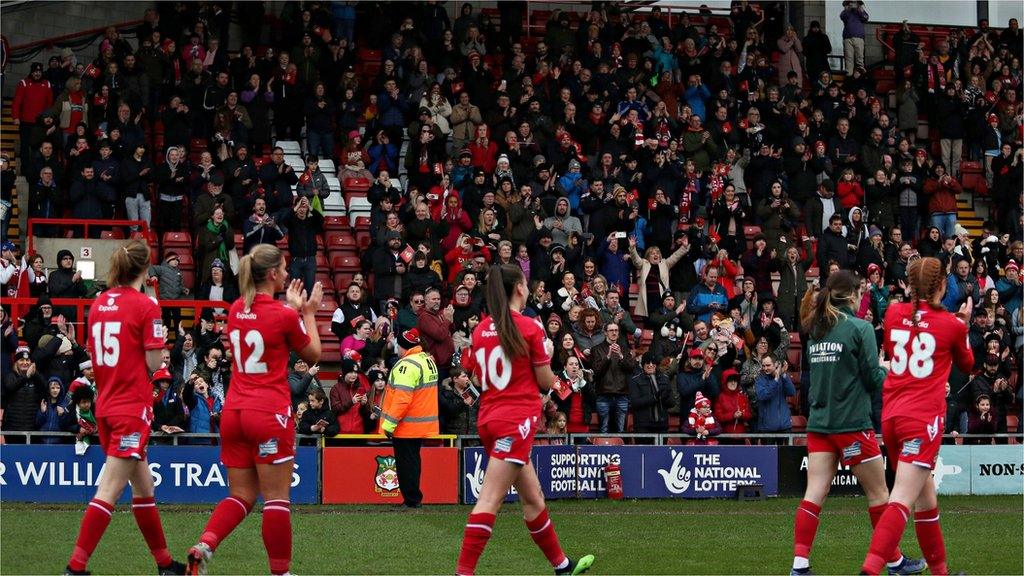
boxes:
[238,244,283,309]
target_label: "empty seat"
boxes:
[590,437,625,446]
[99,229,126,240]
[323,215,351,231]
[323,191,346,215]
[277,141,301,155]
[353,216,371,231]
[342,177,371,194]
[332,254,361,273]
[318,158,335,174]
[163,231,192,251]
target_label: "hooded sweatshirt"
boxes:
[713,369,753,434]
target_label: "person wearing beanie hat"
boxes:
[379,323,438,508]
[995,261,1021,318]
[3,342,46,432]
[685,390,720,442]
[38,375,74,443]
[328,363,368,435]
[627,351,674,433]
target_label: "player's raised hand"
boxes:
[285,279,306,310]
[303,282,324,316]
[955,296,973,324]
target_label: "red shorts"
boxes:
[882,415,944,470]
[98,414,152,460]
[807,430,883,467]
[478,415,539,465]
[219,409,296,468]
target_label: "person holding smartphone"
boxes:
[298,388,339,436]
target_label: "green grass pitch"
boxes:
[2,496,1020,574]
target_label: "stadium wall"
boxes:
[0,443,1020,504]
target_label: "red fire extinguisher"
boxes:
[605,455,623,500]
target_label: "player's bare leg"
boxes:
[187,467,258,575]
[861,463,934,575]
[514,461,594,576]
[852,458,926,575]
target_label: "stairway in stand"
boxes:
[956,194,986,237]
[2,96,21,241]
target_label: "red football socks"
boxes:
[792,499,821,559]
[199,496,253,550]
[456,512,495,575]
[68,498,115,571]
[525,508,568,568]
[262,499,292,575]
[914,508,948,575]
[869,503,905,563]
[132,496,173,568]
[862,502,910,575]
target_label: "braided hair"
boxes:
[906,257,946,325]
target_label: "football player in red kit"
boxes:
[860,257,974,576]
[456,264,595,576]
[186,244,321,576]
[66,240,186,575]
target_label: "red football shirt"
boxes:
[224,293,310,414]
[88,287,164,419]
[881,302,974,422]
[467,310,551,425]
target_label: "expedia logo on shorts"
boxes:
[119,432,141,451]
[901,438,922,457]
[494,436,513,453]
[258,439,279,457]
[843,442,862,459]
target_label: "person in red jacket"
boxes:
[922,162,962,240]
[835,167,864,210]
[12,63,54,167]
[713,369,752,441]
[329,359,370,434]
[418,286,456,384]
[467,124,498,174]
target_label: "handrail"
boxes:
[4,297,230,345]
[8,18,143,54]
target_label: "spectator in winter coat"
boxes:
[628,353,675,434]
[817,215,852,277]
[47,249,87,320]
[754,355,796,434]
[440,367,479,436]
[69,166,111,230]
[151,369,187,435]
[836,168,864,210]
[300,388,341,436]
[714,369,752,438]
[294,154,331,202]
[674,348,720,423]
[36,376,73,443]
[2,346,46,432]
[688,265,730,323]
[258,147,299,217]
[328,363,369,435]
[590,323,635,433]
[183,374,222,439]
[922,163,962,240]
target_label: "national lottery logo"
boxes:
[657,449,692,494]
[657,449,762,495]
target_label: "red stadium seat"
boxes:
[163,231,192,251]
[342,177,371,194]
[353,216,371,231]
[590,437,625,446]
[99,229,125,240]
[323,215,351,231]
[332,255,361,274]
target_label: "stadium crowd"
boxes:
[1,1,1022,445]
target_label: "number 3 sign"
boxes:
[80,247,92,259]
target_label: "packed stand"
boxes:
[1,1,1022,444]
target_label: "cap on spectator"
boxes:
[915,148,928,157]
[473,168,486,179]
[368,368,386,383]
[791,136,806,147]
[341,358,360,375]
[79,360,92,370]
[209,172,225,186]
[467,50,481,60]
[14,344,30,360]
[418,107,432,117]
[1005,260,1020,274]
[30,62,43,72]
[458,148,472,159]
[150,367,172,385]
[48,375,63,386]
[347,130,360,140]
[662,290,675,302]
[200,307,216,322]
[641,352,658,365]
[211,258,225,270]
[868,225,882,238]
[547,313,562,328]
[987,113,999,123]
[533,154,547,167]
[954,224,970,237]
[867,263,882,276]
[396,328,420,350]
[984,354,1000,366]
[568,159,581,170]
[1,240,15,252]
[385,230,402,241]
[289,352,305,367]
[694,391,712,410]
[165,251,179,263]
[57,335,73,355]
[549,243,566,256]
[688,348,705,359]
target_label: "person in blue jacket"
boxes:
[687,265,730,323]
[754,354,796,435]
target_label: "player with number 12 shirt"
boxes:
[860,257,974,576]
[456,264,594,576]
[186,245,321,576]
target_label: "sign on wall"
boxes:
[321,447,459,504]
[0,445,318,503]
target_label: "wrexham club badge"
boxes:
[374,455,400,496]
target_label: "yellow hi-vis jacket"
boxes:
[379,347,440,438]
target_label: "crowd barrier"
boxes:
[1,433,1020,504]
